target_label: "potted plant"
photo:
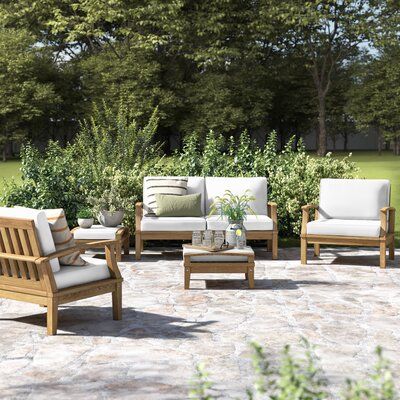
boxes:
[209,190,255,247]
[89,187,126,227]
[77,208,94,229]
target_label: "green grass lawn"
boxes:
[334,151,400,237]
[0,160,21,192]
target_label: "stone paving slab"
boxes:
[0,247,399,399]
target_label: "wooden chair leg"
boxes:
[47,299,58,335]
[112,283,122,320]
[301,238,307,265]
[272,233,278,260]
[267,239,272,252]
[123,234,130,256]
[314,244,320,257]
[184,266,190,289]
[135,233,142,260]
[389,240,395,261]
[115,242,122,262]
[380,241,386,269]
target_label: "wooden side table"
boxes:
[72,225,130,261]
[182,245,255,289]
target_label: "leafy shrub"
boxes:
[189,341,396,400]
[0,102,164,229]
[173,131,358,236]
[1,103,357,237]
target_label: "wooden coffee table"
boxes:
[182,245,255,289]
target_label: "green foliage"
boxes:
[210,190,255,222]
[173,130,358,236]
[0,103,163,230]
[1,141,84,225]
[189,363,214,400]
[190,342,396,400]
[76,208,92,219]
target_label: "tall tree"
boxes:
[0,27,60,160]
[266,0,379,155]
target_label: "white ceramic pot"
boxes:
[78,218,94,229]
[98,210,124,227]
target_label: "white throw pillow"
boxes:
[143,177,188,215]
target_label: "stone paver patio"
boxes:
[1,247,399,399]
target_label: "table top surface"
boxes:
[183,244,254,256]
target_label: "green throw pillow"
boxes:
[155,193,202,217]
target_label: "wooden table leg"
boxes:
[247,265,254,289]
[184,266,191,289]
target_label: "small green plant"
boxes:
[209,189,255,222]
[76,208,92,219]
[89,185,127,215]
[189,341,396,400]
[189,363,214,400]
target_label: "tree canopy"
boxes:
[0,0,399,158]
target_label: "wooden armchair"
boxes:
[301,179,395,268]
[0,216,122,335]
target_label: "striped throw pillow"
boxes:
[44,209,86,266]
[144,177,188,215]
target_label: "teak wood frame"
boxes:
[71,226,130,261]
[135,201,278,260]
[182,246,255,289]
[300,204,396,268]
[0,217,123,335]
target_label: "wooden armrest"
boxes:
[302,204,319,211]
[36,240,118,264]
[0,252,39,263]
[267,202,278,226]
[135,202,143,232]
[380,207,395,213]
[380,207,396,234]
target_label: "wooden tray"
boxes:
[184,244,234,252]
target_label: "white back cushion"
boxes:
[205,177,268,215]
[319,179,390,220]
[0,207,60,272]
[143,176,205,215]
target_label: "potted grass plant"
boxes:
[209,190,255,247]
[77,208,94,229]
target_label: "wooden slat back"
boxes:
[0,217,43,288]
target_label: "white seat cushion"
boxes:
[141,216,206,231]
[73,225,122,240]
[206,215,273,231]
[54,256,111,289]
[205,177,268,215]
[319,179,390,220]
[307,219,381,237]
[0,207,60,272]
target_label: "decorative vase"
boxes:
[98,210,124,227]
[225,220,243,247]
[78,218,94,229]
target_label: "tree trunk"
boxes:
[2,146,6,162]
[343,131,348,152]
[317,94,327,156]
[377,126,382,155]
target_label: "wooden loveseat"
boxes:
[0,207,122,335]
[135,176,278,260]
